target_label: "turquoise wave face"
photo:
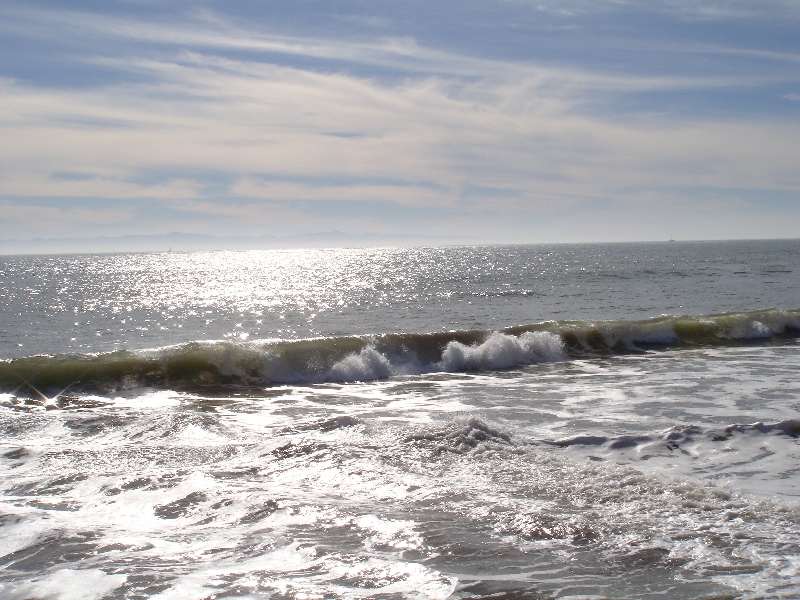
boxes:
[2,308,798,397]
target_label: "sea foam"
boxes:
[439,331,565,371]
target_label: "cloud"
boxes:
[231,179,455,206]
[655,0,800,21]
[526,0,800,21]
[1,174,203,200]
[0,201,133,235]
[6,5,795,86]
[0,2,798,242]
[1,51,798,209]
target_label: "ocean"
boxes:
[1,239,799,599]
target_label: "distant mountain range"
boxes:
[0,231,475,255]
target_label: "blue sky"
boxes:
[1,0,799,243]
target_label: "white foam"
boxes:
[0,520,45,561]
[175,423,229,445]
[327,346,392,382]
[354,514,423,550]
[439,331,565,371]
[324,557,457,599]
[309,331,565,382]
[0,569,127,600]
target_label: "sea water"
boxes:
[0,240,799,599]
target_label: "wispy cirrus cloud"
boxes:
[0,1,798,242]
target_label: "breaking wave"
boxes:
[1,308,798,395]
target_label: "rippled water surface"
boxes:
[2,240,799,358]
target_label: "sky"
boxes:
[1,0,799,244]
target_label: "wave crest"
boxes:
[1,307,797,395]
[440,331,565,371]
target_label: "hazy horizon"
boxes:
[2,230,799,257]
